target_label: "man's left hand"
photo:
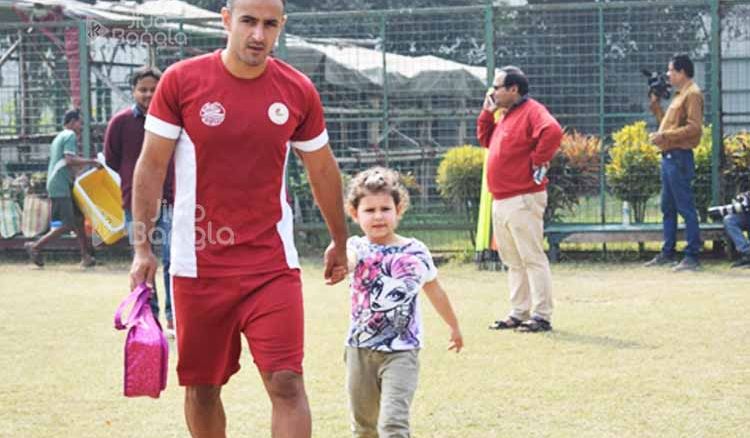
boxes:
[649,132,666,147]
[324,241,348,285]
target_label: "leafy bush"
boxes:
[605,121,661,223]
[693,125,713,221]
[546,130,601,222]
[436,145,485,222]
[723,131,750,197]
[605,125,747,223]
[691,128,749,218]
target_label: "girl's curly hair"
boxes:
[345,166,410,214]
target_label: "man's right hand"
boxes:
[129,249,158,291]
[483,88,498,113]
[323,241,348,285]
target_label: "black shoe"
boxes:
[644,253,676,267]
[517,317,552,333]
[731,254,750,268]
[488,316,523,330]
[673,257,701,272]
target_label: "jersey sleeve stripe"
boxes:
[290,130,329,152]
[145,114,182,140]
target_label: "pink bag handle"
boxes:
[114,284,152,330]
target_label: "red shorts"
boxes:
[172,269,304,386]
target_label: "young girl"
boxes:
[343,166,463,437]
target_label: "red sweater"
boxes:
[104,106,175,210]
[476,98,562,200]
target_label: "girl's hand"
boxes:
[327,265,348,285]
[448,328,464,353]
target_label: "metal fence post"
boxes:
[17,29,27,138]
[709,0,722,204]
[77,20,91,157]
[380,14,389,162]
[179,20,185,60]
[597,2,606,224]
[485,0,494,86]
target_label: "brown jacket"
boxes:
[653,80,704,151]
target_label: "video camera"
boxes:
[641,69,671,99]
[708,191,750,219]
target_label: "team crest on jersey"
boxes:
[268,102,289,126]
[200,102,226,127]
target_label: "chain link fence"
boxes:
[1,1,748,251]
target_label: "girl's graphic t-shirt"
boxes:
[345,236,438,352]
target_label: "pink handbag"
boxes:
[114,284,168,398]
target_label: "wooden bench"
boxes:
[544,223,728,262]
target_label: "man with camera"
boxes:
[711,192,750,267]
[477,66,562,333]
[645,54,704,272]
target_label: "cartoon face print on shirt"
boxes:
[350,250,425,349]
[369,254,421,312]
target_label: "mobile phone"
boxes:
[533,165,548,185]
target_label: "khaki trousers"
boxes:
[491,191,554,321]
[345,347,419,438]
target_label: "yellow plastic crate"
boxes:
[72,167,126,245]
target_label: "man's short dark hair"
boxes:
[671,53,694,78]
[130,66,162,88]
[500,65,529,96]
[63,108,80,125]
[226,0,285,10]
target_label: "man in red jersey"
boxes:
[128,0,348,436]
[477,66,562,333]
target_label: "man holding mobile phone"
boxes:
[477,66,562,333]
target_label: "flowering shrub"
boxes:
[546,130,601,222]
[605,121,661,223]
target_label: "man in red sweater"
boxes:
[477,66,562,333]
[105,66,176,336]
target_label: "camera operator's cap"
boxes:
[63,108,81,125]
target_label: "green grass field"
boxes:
[1,260,749,437]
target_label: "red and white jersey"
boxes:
[145,50,328,278]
